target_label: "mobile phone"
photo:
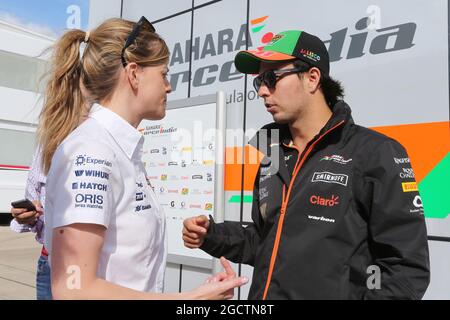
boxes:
[11,199,37,212]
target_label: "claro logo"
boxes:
[310,194,340,207]
[168,15,417,92]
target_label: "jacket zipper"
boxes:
[262,120,345,300]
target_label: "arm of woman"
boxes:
[51,223,247,300]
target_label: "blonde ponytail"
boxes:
[37,18,169,174]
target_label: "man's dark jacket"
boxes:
[201,101,430,300]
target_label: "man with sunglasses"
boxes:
[183,30,430,300]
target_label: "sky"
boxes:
[0,0,89,38]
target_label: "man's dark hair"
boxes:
[293,60,344,107]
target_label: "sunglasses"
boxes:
[121,16,156,67]
[253,67,306,92]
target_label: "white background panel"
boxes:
[88,0,122,29]
[189,0,249,226]
[123,0,191,22]
[423,240,450,300]
[247,0,448,130]
[164,262,181,293]
[240,262,254,299]
[154,12,192,101]
[426,217,450,238]
[190,0,248,142]
[180,265,211,292]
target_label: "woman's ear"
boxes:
[125,62,140,91]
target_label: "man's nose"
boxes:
[258,83,270,97]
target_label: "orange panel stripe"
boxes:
[371,121,450,183]
[251,16,269,25]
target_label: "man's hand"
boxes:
[10,200,43,225]
[182,215,210,248]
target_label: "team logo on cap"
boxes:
[268,34,284,45]
[299,49,321,62]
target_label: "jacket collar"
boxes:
[248,101,353,186]
[249,100,353,155]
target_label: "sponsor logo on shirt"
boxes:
[260,173,272,183]
[75,194,103,209]
[259,187,269,200]
[320,155,352,165]
[310,194,340,207]
[72,182,107,191]
[74,170,109,180]
[75,154,112,167]
[307,215,335,223]
[311,172,348,186]
[135,204,152,212]
[394,157,410,165]
[135,192,144,201]
[399,167,415,179]
[410,195,424,214]
[402,182,418,192]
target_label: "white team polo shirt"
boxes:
[44,103,167,293]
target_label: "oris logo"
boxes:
[310,194,340,207]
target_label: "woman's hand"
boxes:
[10,200,43,225]
[188,257,248,300]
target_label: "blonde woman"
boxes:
[40,17,247,299]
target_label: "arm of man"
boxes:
[356,139,430,300]
[199,170,264,266]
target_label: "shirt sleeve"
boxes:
[355,138,430,300]
[24,147,43,202]
[10,147,43,234]
[10,218,31,233]
[46,139,116,229]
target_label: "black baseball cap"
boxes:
[234,30,329,75]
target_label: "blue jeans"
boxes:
[36,254,52,300]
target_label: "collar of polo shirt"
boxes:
[89,103,144,159]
